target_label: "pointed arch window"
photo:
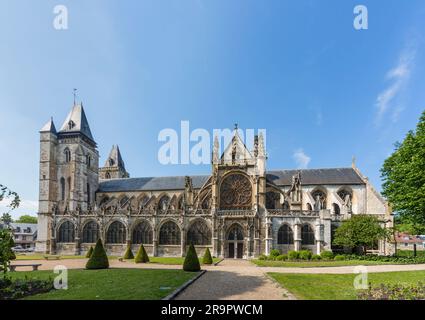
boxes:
[82,221,99,243]
[159,221,180,245]
[64,148,71,163]
[58,221,75,243]
[187,220,211,245]
[278,224,294,244]
[301,224,315,245]
[132,221,153,244]
[106,221,126,244]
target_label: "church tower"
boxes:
[99,145,129,179]
[36,103,99,253]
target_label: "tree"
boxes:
[0,228,15,277]
[86,239,109,269]
[134,244,149,263]
[1,213,13,226]
[183,244,201,272]
[15,215,37,224]
[333,215,391,254]
[0,184,20,227]
[381,111,425,228]
[202,248,213,265]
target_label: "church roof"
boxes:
[59,104,94,142]
[98,175,210,192]
[40,118,57,133]
[104,145,126,169]
[97,168,365,193]
[266,168,365,186]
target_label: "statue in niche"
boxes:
[344,194,352,212]
[288,172,302,202]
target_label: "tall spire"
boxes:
[40,117,57,134]
[59,103,94,142]
[105,145,126,170]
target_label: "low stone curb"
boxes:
[162,270,207,300]
[263,272,297,300]
[213,258,224,266]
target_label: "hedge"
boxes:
[86,239,109,269]
[183,244,201,272]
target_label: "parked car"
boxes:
[12,246,26,252]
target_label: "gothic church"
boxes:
[36,103,394,258]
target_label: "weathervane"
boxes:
[73,88,77,105]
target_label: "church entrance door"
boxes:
[227,224,244,259]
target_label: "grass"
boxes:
[126,256,221,265]
[251,259,406,268]
[268,270,425,300]
[15,254,92,260]
[15,255,220,265]
[9,268,197,300]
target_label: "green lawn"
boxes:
[132,256,221,265]
[10,268,197,300]
[251,259,407,268]
[15,255,220,265]
[268,271,425,300]
[15,254,93,260]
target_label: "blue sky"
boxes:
[0,0,424,218]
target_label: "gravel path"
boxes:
[175,259,294,300]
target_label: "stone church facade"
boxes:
[36,103,394,258]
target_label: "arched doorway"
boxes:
[227,224,244,259]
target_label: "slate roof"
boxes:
[267,168,365,186]
[98,175,210,192]
[59,104,94,141]
[97,168,365,192]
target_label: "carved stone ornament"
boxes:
[220,174,252,209]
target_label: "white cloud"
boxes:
[0,198,38,220]
[293,149,311,169]
[375,47,416,125]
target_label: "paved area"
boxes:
[175,259,293,300]
[10,258,425,300]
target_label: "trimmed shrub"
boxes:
[258,254,268,260]
[270,249,281,258]
[134,244,149,263]
[276,254,288,261]
[299,250,312,260]
[202,248,213,265]
[334,255,346,261]
[320,250,334,260]
[123,245,134,259]
[311,254,322,260]
[85,246,93,258]
[288,250,299,260]
[183,244,201,272]
[86,239,109,269]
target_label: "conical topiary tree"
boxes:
[202,248,213,265]
[123,244,134,259]
[86,239,109,269]
[134,244,150,263]
[183,244,201,272]
[85,246,94,258]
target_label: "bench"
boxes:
[44,255,61,260]
[9,264,42,272]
